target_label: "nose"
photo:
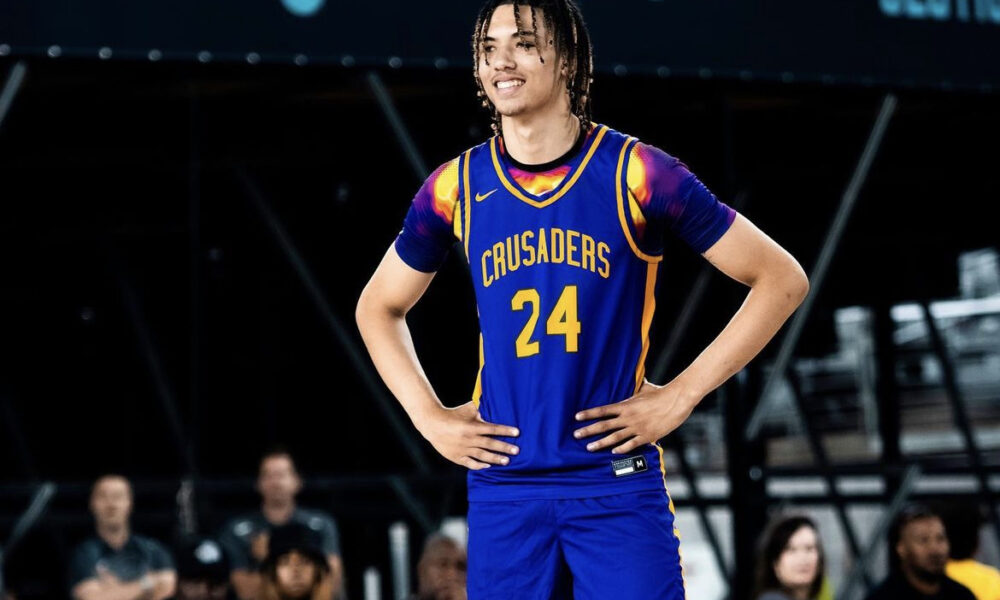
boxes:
[492,46,516,70]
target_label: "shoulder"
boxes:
[425,157,462,196]
[627,141,688,188]
[222,513,262,538]
[621,139,696,217]
[969,560,1000,578]
[132,534,170,554]
[411,157,464,220]
[943,577,979,599]
[70,538,102,561]
[590,123,632,147]
[465,137,494,160]
[295,508,337,530]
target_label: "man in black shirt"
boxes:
[864,504,976,600]
[68,475,176,600]
[219,448,343,599]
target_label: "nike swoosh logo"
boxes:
[475,189,498,202]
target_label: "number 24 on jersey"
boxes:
[510,285,581,358]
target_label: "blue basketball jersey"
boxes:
[394,123,736,502]
[454,125,668,501]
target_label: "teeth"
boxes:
[496,80,524,89]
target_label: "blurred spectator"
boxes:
[175,537,231,600]
[259,523,335,600]
[219,448,343,599]
[752,514,825,600]
[411,533,467,600]
[864,504,976,600]
[68,474,177,600]
[942,503,1000,600]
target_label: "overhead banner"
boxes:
[1,0,997,90]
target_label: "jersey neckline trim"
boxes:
[489,124,609,209]
[500,126,588,173]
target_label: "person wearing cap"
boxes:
[68,474,177,600]
[219,448,343,600]
[174,538,231,600]
[260,523,336,600]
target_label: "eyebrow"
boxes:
[483,31,538,42]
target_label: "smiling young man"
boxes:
[356,1,810,598]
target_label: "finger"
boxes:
[612,437,645,455]
[475,421,520,438]
[575,403,620,422]
[472,448,511,466]
[478,437,520,456]
[462,457,491,470]
[587,429,633,452]
[573,419,621,440]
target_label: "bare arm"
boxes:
[356,246,520,469]
[327,554,344,599]
[356,246,445,428]
[230,569,262,600]
[148,571,176,600]
[73,579,146,600]
[73,569,175,600]
[575,213,809,452]
[674,212,809,399]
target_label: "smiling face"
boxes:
[773,526,821,593]
[477,3,570,124]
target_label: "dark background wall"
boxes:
[0,0,998,597]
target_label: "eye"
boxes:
[517,42,536,50]
[482,45,495,54]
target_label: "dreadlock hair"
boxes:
[472,0,594,137]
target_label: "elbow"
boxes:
[355,285,370,332]
[355,283,404,337]
[788,262,810,306]
[355,284,378,337]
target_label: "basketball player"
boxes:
[356,1,810,598]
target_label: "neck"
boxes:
[500,105,580,166]
[902,568,941,596]
[786,585,811,600]
[262,499,295,524]
[97,523,129,550]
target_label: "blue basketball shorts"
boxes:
[466,489,685,600]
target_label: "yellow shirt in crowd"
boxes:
[947,559,1000,600]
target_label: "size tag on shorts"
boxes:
[611,455,648,477]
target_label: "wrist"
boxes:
[667,375,706,410]
[410,402,445,434]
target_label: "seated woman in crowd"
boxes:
[753,514,826,600]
